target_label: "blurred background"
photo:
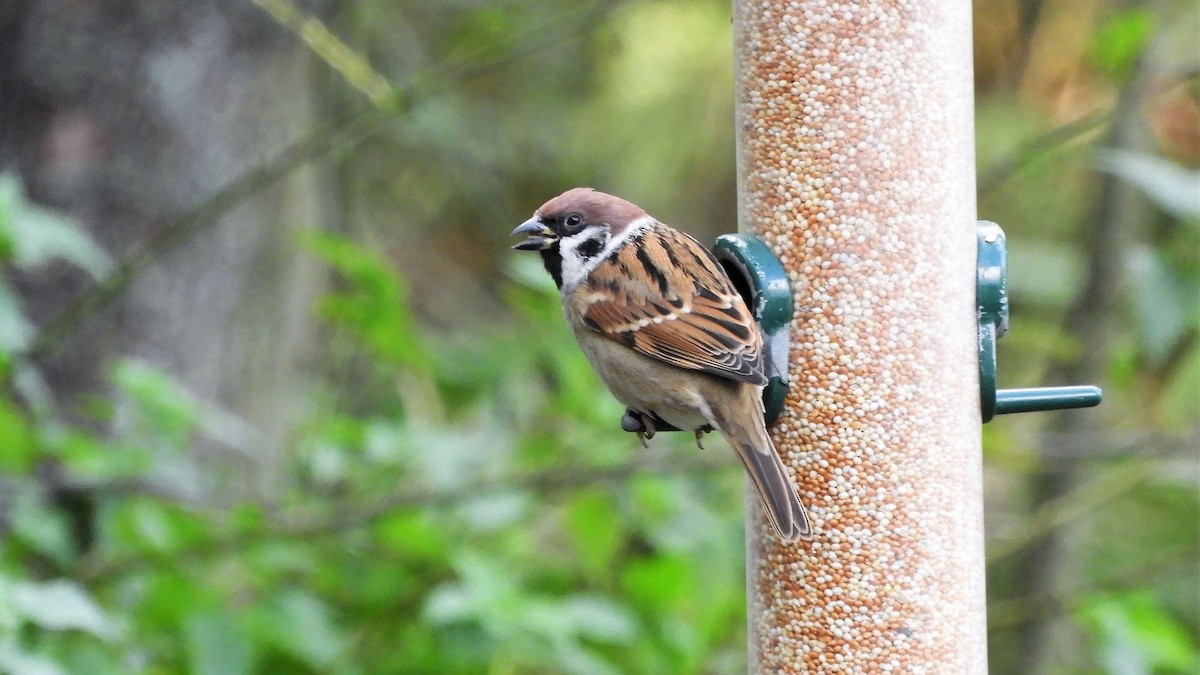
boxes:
[0,0,1196,672]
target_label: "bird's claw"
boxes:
[639,414,656,447]
[694,428,710,449]
[622,408,656,447]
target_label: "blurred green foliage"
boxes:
[0,173,750,672]
[1,1,1198,673]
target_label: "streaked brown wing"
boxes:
[578,224,766,385]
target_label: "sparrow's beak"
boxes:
[511,217,557,251]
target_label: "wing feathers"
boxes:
[576,223,766,385]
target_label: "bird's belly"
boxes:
[575,330,713,430]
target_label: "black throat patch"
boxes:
[540,243,564,289]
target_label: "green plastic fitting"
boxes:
[977,221,1102,422]
[713,233,793,426]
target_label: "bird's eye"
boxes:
[564,213,584,231]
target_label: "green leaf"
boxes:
[123,499,207,554]
[106,358,260,460]
[251,590,344,669]
[567,489,623,582]
[555,595,636,643]
[450,551,521,621]
[1161,343,1200,427]
[1096,149,1200,220]
[423,584,474,625]
[425,551,636,671]
[1078,591,1199,674]
[1006,240,1083,305]
[0,398,35,471]
[185,611,253,675]
[111,360,200,438]
[0,638,66,675]
[620,554,693,613]
[302,230,425,369]
[0,280,34,353]
[507,254,559,294]
[1086,9,1155,83]
[11,359,55,419]
[0,172,112,278]
[10,492,75,567]
[1127,246,1199,366]
[375,510,448,561]
[551,642,625,675]
[362,418,410,464]
[51,428,150,481]
[9,579,117,640]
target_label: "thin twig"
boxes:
[987,545,1199,630]
[27,106,391,361]
[249,0,397,105]
[977,109,1110,197]
[985,459,1158,564]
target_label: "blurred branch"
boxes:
[985,459,1157,564]
[1011,429,1199,463]
[250,0,396,106]
[27,106,392,362]
[978,63,1200,197]
[977,109,1110,196]
[301,449,731,535]
[80,448,734,582]
[250,0,616,102]
[29,1,615,363]
[987,544,1199,630]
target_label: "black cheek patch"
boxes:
[576,235,605,260]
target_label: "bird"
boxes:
[511,187,812,542]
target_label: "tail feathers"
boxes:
[732,437,812,542]
[712,397,812,543]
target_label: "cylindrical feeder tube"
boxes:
[734,1,987,673]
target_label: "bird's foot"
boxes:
[694,427,712,449]
[621,408,656,448]
[638,414,656,448]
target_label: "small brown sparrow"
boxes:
[511,188,811,542]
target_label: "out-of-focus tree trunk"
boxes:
[0,0,327,503]
[1013,64,1154,675]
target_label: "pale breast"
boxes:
[573,327,713,430]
